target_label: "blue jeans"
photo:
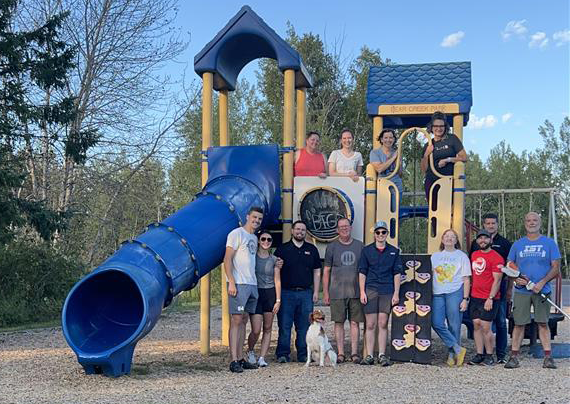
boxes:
[432,287,463,349]
[493,297,508,358]
[276,289,313,360]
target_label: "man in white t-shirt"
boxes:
[224,206,263,373]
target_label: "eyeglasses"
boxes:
[338,225,350,229]
[375,230,388,235]
[260,237,272,242]
[432,125,445,129]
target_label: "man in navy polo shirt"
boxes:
[274,220,322,363]
[358,220,403,366]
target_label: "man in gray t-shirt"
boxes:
[323,218,364,363]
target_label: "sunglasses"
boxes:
[375,230,388,235]
[260,237,272,242]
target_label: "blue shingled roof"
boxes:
[194,6,312,91]
[366,62,472,127]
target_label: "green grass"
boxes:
[0,319,60,333]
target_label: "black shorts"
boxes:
[469,297,499,322]
[254,287,276,314]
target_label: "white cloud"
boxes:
[501,113,513,123]
[441,31,465,48]
[468,114,498,129]
[553,29,570,46]
[529,32,549,48]
[502,20,527,40]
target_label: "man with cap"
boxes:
[469,213,512,363]
[468,229,504,366]
[358,220,403,366]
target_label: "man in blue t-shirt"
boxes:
[504,212,561,370]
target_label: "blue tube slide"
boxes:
[62,145,281,377]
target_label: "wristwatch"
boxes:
[462,297,470,302]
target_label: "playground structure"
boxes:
[61,6,565,376]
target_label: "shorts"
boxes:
[363,288,393,315]
[228,283,258,315]
[330,298,365,323]
[254,287,276,314]
[469,297,499,322]
[512,292,551,325]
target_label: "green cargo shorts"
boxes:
[330,298,364,323]
[512,292,551,325]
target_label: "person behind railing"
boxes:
[420,111,467,201]
[328,128,363,182]
[370,128,403,198]
[294,131,328,178]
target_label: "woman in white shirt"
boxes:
[430,229,471,367]
[328,129,363,182]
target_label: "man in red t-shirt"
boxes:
[468,230,503,366]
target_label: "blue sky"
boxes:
[170,1,569,160]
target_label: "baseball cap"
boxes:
[476,229,491,239]
[374,220,388,231]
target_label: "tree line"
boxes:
[1,1,568,326]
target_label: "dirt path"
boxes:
[1,305,568,404]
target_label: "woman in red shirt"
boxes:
[294,131,328,177]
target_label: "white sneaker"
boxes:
[258,356,268,367]
[246,350,256,365]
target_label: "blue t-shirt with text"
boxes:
[507,235,561,295]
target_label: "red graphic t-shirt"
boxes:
[470,249,504,299]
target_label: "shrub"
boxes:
[0,240,85,327]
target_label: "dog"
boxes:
[305,309,337,367]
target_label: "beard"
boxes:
[478,241,491,250]
[293,232,305,242]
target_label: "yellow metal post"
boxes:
[365,164,377,245]
[219,89,230,347]
[296,88,306,149]
[282,69,295,242]
[452,114,465,246]
[373,116,383,150]
[200,72,213,355]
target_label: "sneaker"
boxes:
[543,357,557,369]
[482,355,495,366]
[377,354,391,367]
[456,347,467,367]
[496,357,507,364]
[360,355,375,365]
[277,356,289,363]
[446,355,455,367]
[239,358,258,370]
[258,357,268,367]
[504,356,520,369]
[229,360,243,373]
[246,350,256,365]
[469,354,485,365]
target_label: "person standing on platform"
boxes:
[370,128,403,197]
[294,131,328,178]
[505,212,561,369]
[421,111,467,202]
[328,128,363,182]
[358,220,403,366]
[274,220,322,363]
[430,229,470,367]
[469,213,512,363]
[468,230,504,366]
[322,218,364,364]
[224,206,264,373]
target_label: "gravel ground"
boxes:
[1,305,568,404]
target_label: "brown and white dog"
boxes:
[305,309,337,367]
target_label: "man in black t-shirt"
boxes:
[274,220,322,363]
[469,213,512,363]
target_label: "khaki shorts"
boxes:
[512,292,551,325]
[330,298,364,323]
[363,288,393,315]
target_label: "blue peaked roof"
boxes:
[366,62,472,128]
[194,6,313,91]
